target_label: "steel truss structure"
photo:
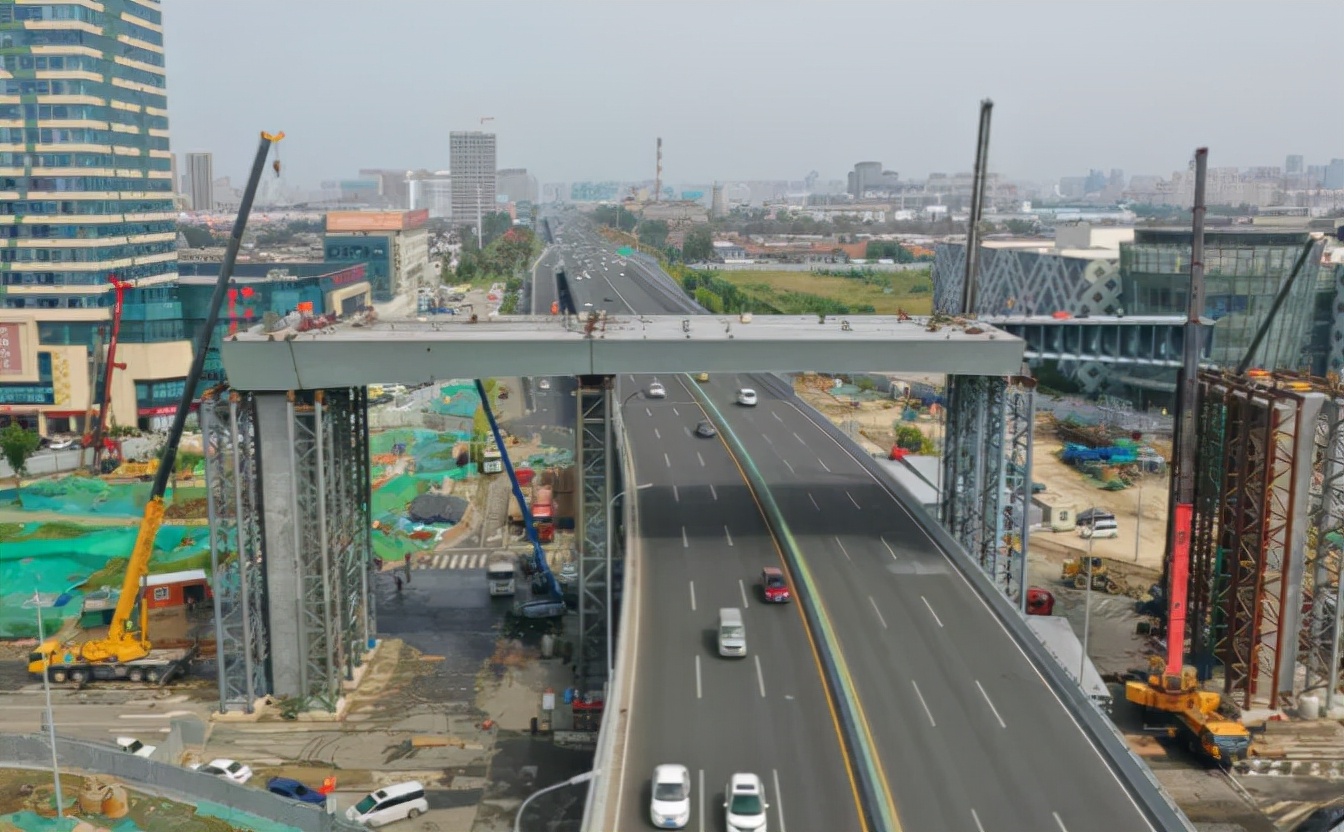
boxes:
[1189,371,1324,708]
[941,375,1008,588]
[202,389,270,712]
[1303,393,1344,709]
[576,376,615,692]
[1002,378,1036,609]
[204,386,374,712]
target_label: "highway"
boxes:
[545,229,866,831]
[539,219,1161,832]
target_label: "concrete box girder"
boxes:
[220,314,1025,391]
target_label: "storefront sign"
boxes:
[0,385,53,406]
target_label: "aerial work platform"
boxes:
[219,313,1025,390]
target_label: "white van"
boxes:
[1079,517,1119,539]
[345,781,429,827]
[718,608,746,658]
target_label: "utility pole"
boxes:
[475,183,483,250]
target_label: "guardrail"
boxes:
[0,732,363,832]
[748,372,1197,832]
[684,377,891,832]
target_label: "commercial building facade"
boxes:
[0,0,191,432]
[324,209,431,303]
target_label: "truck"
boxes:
[1125,658,1250,767]
[1026,616,1113,713]
[486,553,517,597]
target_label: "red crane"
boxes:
[83,275,132,472]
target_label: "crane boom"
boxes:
[71,131,285,665]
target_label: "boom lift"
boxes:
[30,132,285,682]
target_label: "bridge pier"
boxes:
[204,387,374,710]
[941,375,1009,588]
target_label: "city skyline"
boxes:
[162,1,1342,190]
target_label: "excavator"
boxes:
[29,132,285,684]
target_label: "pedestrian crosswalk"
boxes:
[415,552,491,571]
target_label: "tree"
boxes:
[893,424,925,453]
[683,226,714,262]
[481,212,514,247]
[0,423,41,505]
[637,219,669,249]
[172,450,203,497]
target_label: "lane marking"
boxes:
[922,596,943,628]
[911,680,936,727]
[689,581,696,612]
[972,809,987,832]
[835,536,851,562]
[724,526,734,547]
[977,680,1007,728]
[739,579,750,608]
[664,453,671,468]
[772,412,783,423]
[1054,812,1069,832]
[682,527,688,548]
[792,431,805,443]
[654,427,661,440]
[846,491,861,509]
[809,493,820,511]
[868,596,888,629]
[644,407,651,417]
[699,769,705,831]
[763,433,773,445]
[673,407,680,416]
[772,769,787,832]
[697,451,706,467]
[695,656,702,699]
[880,536,898,560]
[672,484,679,503]
[754,655,767,698]
[819,458,831,472]
[783,458,795,474]
[710,484,718,501]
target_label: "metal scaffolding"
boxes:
[202,389,270,712]
[941,374,1008,584]
[575,375,614,692]
[1303,393,1344,708]
[204,386,373,712]
[1003,378,1036,608]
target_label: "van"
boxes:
[1079,517,1119,539]
[718,608,746,657]
[345,781,428,827]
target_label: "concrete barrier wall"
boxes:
[0,733,364,832]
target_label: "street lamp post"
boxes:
[1080,530,1095,684]
[514,769,600,832]
[25,590,63,819]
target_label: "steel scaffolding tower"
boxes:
[576,375,614,692]
[941,375,1008,585]
[1003,378,1036,609]
[202,389,270,712]
[1305,393,1344,709]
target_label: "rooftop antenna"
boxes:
[655,137,663,203]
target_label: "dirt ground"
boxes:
[0,768,252,831]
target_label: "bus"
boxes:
[487,553,516,597]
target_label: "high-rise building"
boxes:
[497,168,538,204]
[1327,159,1344,191]
[449,131,497,236]
[0,0,187,433]
[186,152,214,211]
[1285,154,1304,176]
[170,152,179,196]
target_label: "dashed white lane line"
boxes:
[1053,812,1070,832]
[922,595,943,628]
[644,407,651,417]
[654,427,661,440]
[724,526,734,547]
[792,431,805,444]
[977,680,1007,728]
[710,484,718,501]
[738,579,750,609]
[672,484,679,503]
[846,491,861,509]
[880,536,898,560]
[835,536,851,562]
[911,679,936,727]
[772,769,787,832]
[681,526,688,548]
[819,458,831,472]
[972,808,987,832]
[809,493,820,511]
[869,596,888,629]
[763,433,773,445]
[673,407,680,416]
[664,453,671,468]
[697,451,705,467]
[754,655,767,698]
[783,458,795,474]
[772,412,783,423]
[695,656,702,699]
[689,581,696,612]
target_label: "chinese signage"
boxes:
[0,322,23,377]
[0,384,54,406]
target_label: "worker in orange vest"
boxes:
[551,300,559,315]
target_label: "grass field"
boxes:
[712,269,934,315]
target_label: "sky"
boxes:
[163,1,1344,191]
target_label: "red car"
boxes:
[761,567,791,603]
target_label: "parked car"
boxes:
[695,372,710,383]
[695,420,718,438]
[346,781,429,827]
[737,388,758,406]
[47,437,77,451]
[724,772,769,832]
[1075,507,1116,527]
[649,763,691,829]
[538,378,551,391]
[194,758,253,784]
[266,776,326,805]
[116,737,155,758]
[761,567,790,603]
[647,381,666,398]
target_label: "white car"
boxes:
[647,382,667,399]
[650,764,691,829]
[737,388,758,407]
[724,772,768,832]
[195,758,253,784]
[538,378,551,391]
[117,737,155,758]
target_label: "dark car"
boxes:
[267,776,326,805]
[761,567,791,603]
[1075,507,1115,527]
[516,598,567,619]
[695,420,717,438]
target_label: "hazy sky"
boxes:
[164,1,1343,189]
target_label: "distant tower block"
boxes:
[655,137,663,203]
[710,182,725,218]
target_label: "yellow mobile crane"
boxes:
[29,132,284,685]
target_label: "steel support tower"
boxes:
[1305,392,1344,710]
[941,374,1008,586]
[1003,377,1036,609]
[576,375,615,692]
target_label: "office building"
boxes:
[497,168,538,204]
[848,161,900,198]
[449,131,497,235]
[358,169,412,209]
[1285,154,1304,176]
[0,0,187,433]
[324,210,431,303]
[408,171,453,219]
[1327,159,1344,191]
[185,152,214,211]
